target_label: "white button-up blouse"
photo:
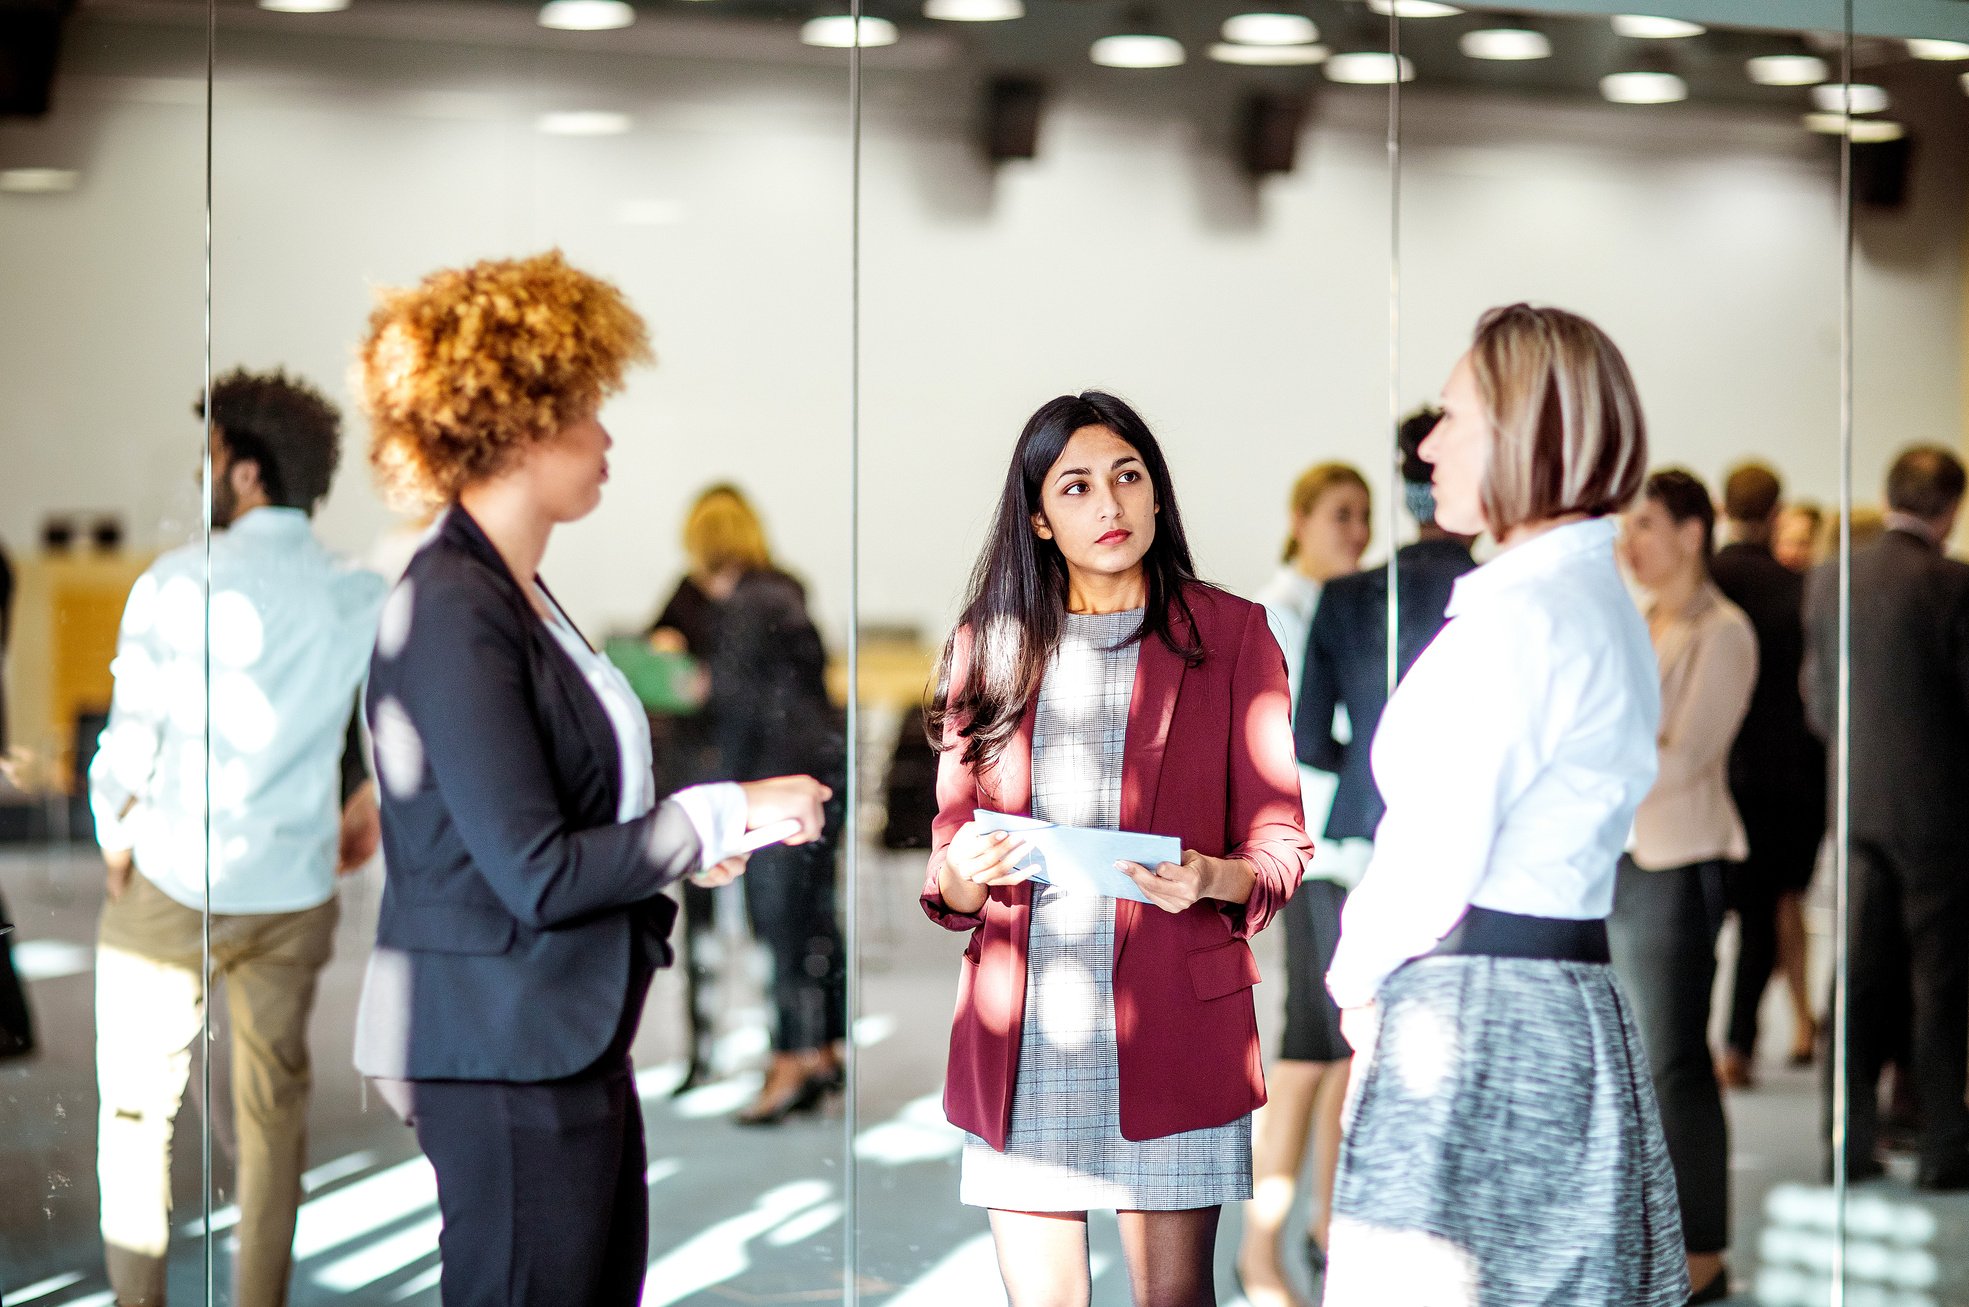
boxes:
[1326,518,1662,1009]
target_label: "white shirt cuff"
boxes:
[670,782,748,868]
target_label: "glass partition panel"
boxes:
[1836,5,1969,1307]
[0,5,213,1303]
[201,5,852,1304]
[852,3,1391,1302]
[1393,6,1846,1305]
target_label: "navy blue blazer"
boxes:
[355,507,704,1084]
[1295,538,1476,841]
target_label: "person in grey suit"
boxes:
[1805,444,1969,1190]
[352,252,829,1306]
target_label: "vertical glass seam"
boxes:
[1386,13,1402,700]
[200,0,217,1301]
[1831,3,1855,1304]
[844,2,863,1303]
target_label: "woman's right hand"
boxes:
[938,822,1034,913]
[737,776,832,846]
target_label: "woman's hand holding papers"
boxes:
[1117,849,1257,915]
[938,822,1036,915]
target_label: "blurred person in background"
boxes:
[691,491,849,1126]
[1242,459,1368,1306]
[1805,445,1969,1191]
[645,485,761,1093]
[1773,502,1822,573]
[88,368,387,1307]
[351,251,829,1304]
[1613,467,1755,1302]
[1709,463,1823,1087]
[1250,411,1476,1300]
[0,536,27,1060]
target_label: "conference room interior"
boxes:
[1,0,1965,1303]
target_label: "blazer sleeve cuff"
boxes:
[921,856,986,931]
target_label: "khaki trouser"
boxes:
[96,869,337,1307]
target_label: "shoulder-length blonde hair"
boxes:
[683,484,771,575]
[1469,303,1646,537]
[1282,462,1370,563]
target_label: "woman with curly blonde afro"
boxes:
[351,250,831,1307]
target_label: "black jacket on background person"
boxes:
[1295,538,1476,841]
[710,568,844,789]
[354,506,706,1085]
[1713,541,1823,810]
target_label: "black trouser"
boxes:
[0,888,33,1057]
[742,825,846,1054]
[678,880,716,1067]
[1608,856,1730,1255]
[413,1054,647,1307]
[1723,789,1820,1058]
[1829,839,1969,1175]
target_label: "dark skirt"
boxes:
[1324,955,1688,1307]
[1280,879,1351,1063]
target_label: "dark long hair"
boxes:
[928,391,1206,770]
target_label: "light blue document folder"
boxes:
[971,809,1182,905]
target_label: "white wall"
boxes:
[2,15,1961,648]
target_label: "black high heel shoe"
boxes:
[735,1070,828,1126]
[1686,1264,1731,1304]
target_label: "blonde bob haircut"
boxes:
[683,484,771,575]
[358,250,652,509]
[1469,303,1647,537]
[1281,462,1370,563]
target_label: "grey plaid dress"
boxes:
[959,610,1255,1212]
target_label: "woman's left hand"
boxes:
[1118,849,1247,914]
[690,854,749,888]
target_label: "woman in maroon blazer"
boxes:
[921,390,1312,1307]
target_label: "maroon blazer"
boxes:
[921,583,1312,1149]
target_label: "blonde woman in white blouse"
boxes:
[1612,467,1757,1304]
[1321,305,1687,1307]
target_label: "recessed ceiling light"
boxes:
[1909,38,1969,61]
[924,0,1024,20]
[800,15,900,47]
[1746,54,1829,86]
[1091,34,1185,68]
[537,0,633,29]
[1209,41,1328,65]
[1221,13,1318,46]
[536,110,632,135]
[1812,82,1889,114]
[1611,14,1704,39]
[1324,51,1416,84]
[258,0,349,12]
[0,168,80,193]
[1460,27,1551,61]
[1803,112,1907,142]
[1601,70,1687,103]
[1366,0,1461,16]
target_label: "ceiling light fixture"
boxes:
[924,0,1024,20]
[800,14,900,47]
[1460,26,1551,61]
[1811,82,1889,114]
[1746,53,1829,86]
[536,110,632,135]
[1611,14,1704,39]
[1091,33,1185,68]
[1324,51,1416,84]
[537,0,633,29]
[1209,41,1328,65]
[1909,38,1969,60]
[0,168,80,193]
[1803,112,1907,142]
[1601,70,1687,104]
[1366,0,1461,16]
[257,0,350,12]
[1221,13,1318,46]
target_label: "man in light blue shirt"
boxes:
[89,368,387,1307]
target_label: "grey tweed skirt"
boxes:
[1324,955,1689,1307]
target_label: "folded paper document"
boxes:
[972,810,1182,905]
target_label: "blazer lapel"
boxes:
[1115,621,1187,960]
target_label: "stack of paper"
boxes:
[970,810,1182,905]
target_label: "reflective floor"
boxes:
[0,846,1945,1306]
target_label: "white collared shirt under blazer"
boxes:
[1630,580,1757,870]
[1326,518,1662,1010]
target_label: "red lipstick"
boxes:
[1096,529,1131,546]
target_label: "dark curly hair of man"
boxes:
[194,367,343,514]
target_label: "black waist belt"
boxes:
[1428,906,1609,964]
